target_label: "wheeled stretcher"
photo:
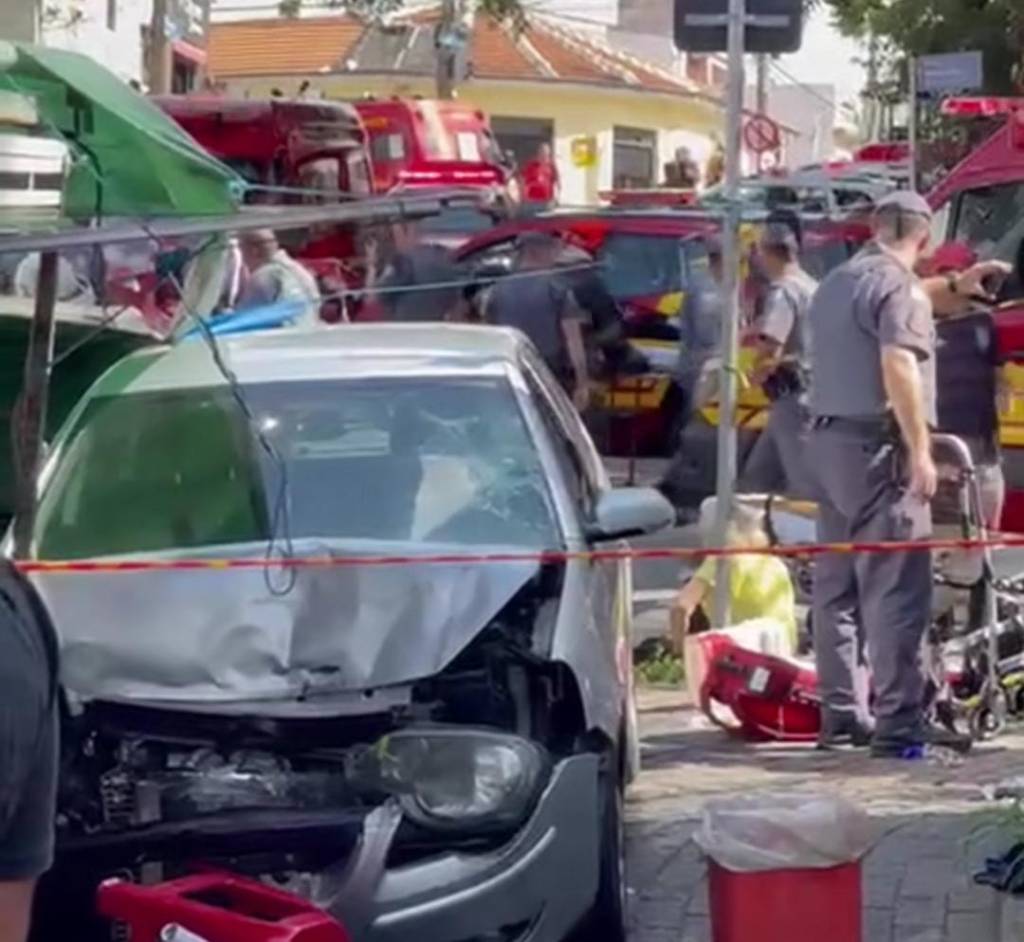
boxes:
[696,434,1023,742]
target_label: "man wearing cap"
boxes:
[808,190,1006,756]
[486,231,590,410]
[739,219,817,498]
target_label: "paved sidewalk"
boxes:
[626,687,1024,941]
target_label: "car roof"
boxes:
[457,209,869,258]
[88,325,527,398]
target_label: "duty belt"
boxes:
[811,413,899,438]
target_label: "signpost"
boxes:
[675,0,802,54]
[917,51,983,98]
[674,0,803,625]
[743,114,780,154]
[909,51,983,189]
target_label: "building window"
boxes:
[490,116,554,173]
[172,56,198,94]
[106,0,117,31]
[612,127,656,189]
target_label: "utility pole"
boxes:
[755,53,768,172]
[200,0,212,88]
[148,0,173,94]
[711,0,745,627]
[755,53,768,114]
[908,55,918,190]
[435,0,459,100]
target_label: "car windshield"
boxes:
[34,377,559,559]
[702,182,832,213]
[598,232,683,300]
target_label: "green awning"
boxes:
[0,42,243,218]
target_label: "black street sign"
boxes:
[674,0,803,54]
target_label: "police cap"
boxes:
[874,190,933,221]
[760,220,801,254]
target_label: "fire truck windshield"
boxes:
[953,181,1024,257]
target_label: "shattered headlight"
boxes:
[361,728,549,832]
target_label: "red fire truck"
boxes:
[153,96,375,201]
[352,98,514,198]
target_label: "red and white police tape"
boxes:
[12,533,1024,574]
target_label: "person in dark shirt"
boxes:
[369,221,465,322]
[486,231,590,409]
[935,306,1009,529]
[663,146,701,189]
[0,564,59,942]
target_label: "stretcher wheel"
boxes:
[969,688,1008,740]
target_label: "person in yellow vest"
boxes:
[671,498,797,701]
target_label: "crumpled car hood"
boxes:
[31,540,538,705]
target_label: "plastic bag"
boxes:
[693,791,873,872]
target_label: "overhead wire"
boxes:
[135,224,298,595]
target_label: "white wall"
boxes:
[3,0,40,41]
[607,28,680,73]
[764,83,837,168]
[40,0,152,83]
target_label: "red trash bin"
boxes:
[708,858,862,942]
[695,792,871,942]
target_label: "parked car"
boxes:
[24,324,673,942]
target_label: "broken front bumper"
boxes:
[357,753,600,942]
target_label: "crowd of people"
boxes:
[667,191,1013,759]
[2,158,1021,937]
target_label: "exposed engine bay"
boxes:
[36,565,591,941]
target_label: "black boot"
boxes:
[870,723,973,758]
[817,713,873,750]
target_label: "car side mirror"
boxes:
[587,487,675,542]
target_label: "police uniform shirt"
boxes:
[808,243,936,423]
[755,269,818,364]
[487,270,587,379]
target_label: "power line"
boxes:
[765,58,842,112]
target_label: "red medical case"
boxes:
[97,872,352,942]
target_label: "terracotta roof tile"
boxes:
[469,19,542,79]
[208,17,364,77]
[207,9,716,102]
[523,26,609,83]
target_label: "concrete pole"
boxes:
[435,0,459,100]
[711,0,746,627]
[756,54,768,115]
[199,0,212,88]
[908,55,918,190]
[148,0,173,95]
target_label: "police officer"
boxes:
[808,191,976,756]
[739,220,817,498]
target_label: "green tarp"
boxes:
[0,41,242,218]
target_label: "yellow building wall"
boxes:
[221,74,723,204]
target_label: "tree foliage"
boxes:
[821,0,1024,94]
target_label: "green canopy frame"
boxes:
[0,41,242,219]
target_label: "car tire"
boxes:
[569,755,628,942]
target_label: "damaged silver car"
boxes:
[22,324,673,942]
